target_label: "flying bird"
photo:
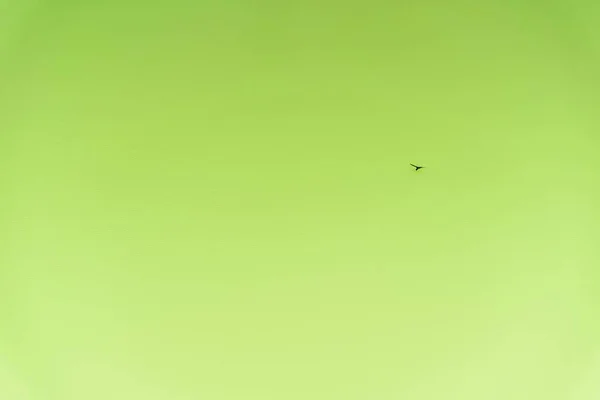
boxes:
[410,163,424,171]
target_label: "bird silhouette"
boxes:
[410,163,424,171]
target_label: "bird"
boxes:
[410,163,424,171]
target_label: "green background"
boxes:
[2,1,600,399]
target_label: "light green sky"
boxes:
[2,1,600,399]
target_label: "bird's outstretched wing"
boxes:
[410,163,418,168]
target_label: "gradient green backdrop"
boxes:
[2,1,600,399]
